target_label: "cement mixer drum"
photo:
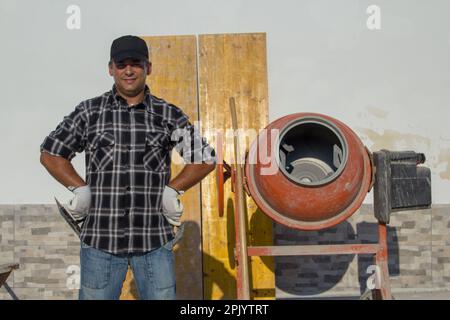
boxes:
[245,113,373,230]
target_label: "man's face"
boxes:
[109,58,151,98]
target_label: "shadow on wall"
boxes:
[275,221,399,296]
[203,198,277,300]
[201,198,236,299]
[122,218,237,300]
[247,206,277,299]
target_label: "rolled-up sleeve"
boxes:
[40,103,88,160]
[170,108,216,165]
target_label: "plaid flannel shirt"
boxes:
[40,85,215,254]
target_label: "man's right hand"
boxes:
[64,185,92,221]
[40,152,90,220]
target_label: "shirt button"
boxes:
[124,164,130,169]
[127,145,131,151]
[125,186,131,192]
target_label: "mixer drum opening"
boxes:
[278,118,348,186]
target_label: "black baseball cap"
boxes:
[110,35,149,62]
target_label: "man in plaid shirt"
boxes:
[40,35,216,300]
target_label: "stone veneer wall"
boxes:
[0,205,79,299]
[0,204,449,299]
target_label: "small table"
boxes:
[0,263,19,288]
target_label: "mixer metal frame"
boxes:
[217,98,392,300]
[227,166,392,300]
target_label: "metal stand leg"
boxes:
[376,223,392,299]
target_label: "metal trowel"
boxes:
[54,197,84,237]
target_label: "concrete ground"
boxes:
[278,289,450,300]
[393,289,450,300]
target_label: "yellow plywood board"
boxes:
[199,33,275,300]
[120,35,202,300]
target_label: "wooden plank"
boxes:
[198,33,274,299]
[119,35,202,300]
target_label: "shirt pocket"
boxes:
[88,131,115,172]
[143,130,171,172]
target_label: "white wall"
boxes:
[1,0,449,204]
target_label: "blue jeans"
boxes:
[78,240,176,300]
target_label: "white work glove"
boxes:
[64,185,91,221]
[162,185,184,226]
